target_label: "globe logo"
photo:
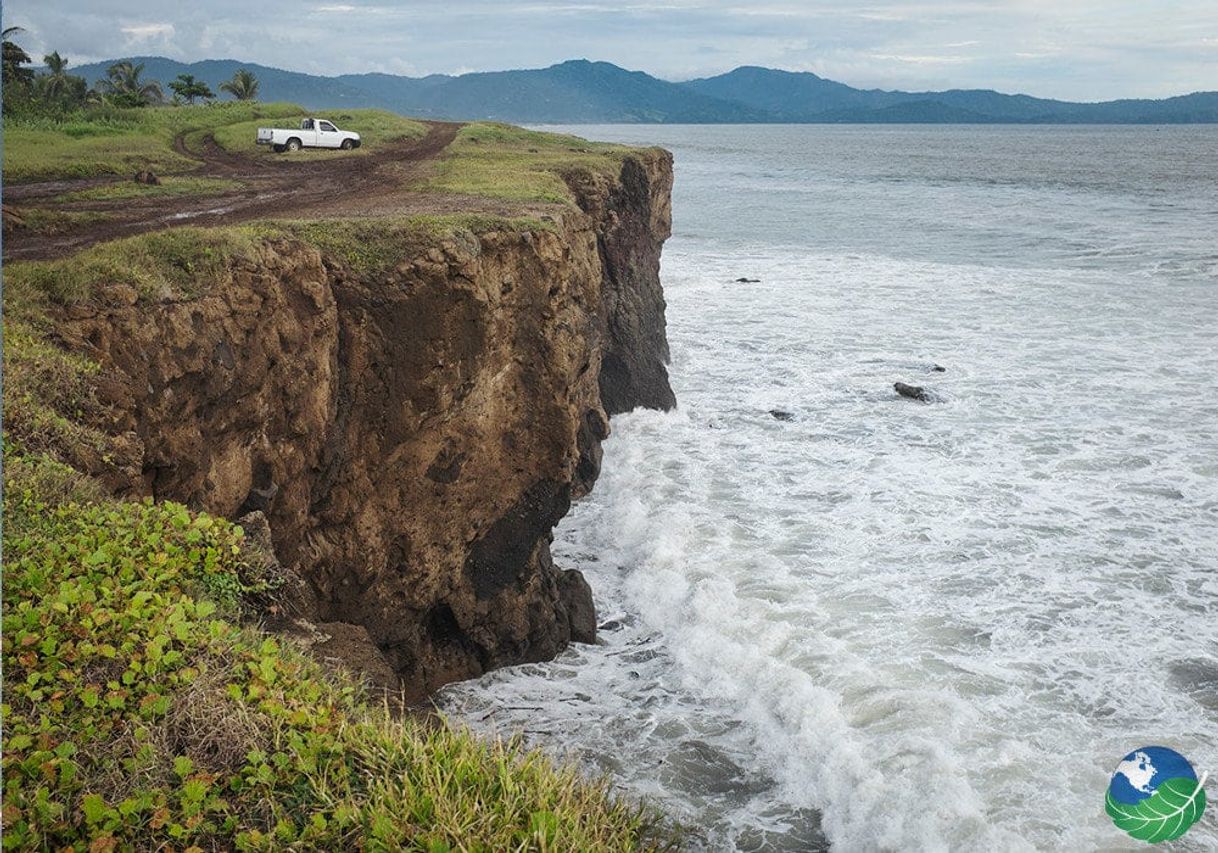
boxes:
[1106,746,1208,843]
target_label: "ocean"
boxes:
[437,125,1218,851]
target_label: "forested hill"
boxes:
[71,56,1218,123]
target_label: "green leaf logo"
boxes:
[1106,772,1208,844]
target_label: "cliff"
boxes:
[42,151,674,700]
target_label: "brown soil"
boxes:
[3,121,536,262]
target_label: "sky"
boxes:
[7,1,1218,101]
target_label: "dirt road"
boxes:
[3,121,533,262]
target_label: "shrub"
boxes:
[1,459,672,850]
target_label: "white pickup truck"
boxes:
[256,118,361,153]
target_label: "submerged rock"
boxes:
[735,277,761,283]
[769,409,795,421]
[931,364,947,372]
[894,382,932,402]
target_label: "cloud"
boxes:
[869,53,975,65]
[120,22,175,40]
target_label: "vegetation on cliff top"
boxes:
[3,102,297,182]
[2,223,675,850]
[425,122,633,204]
[5,91,656,219]
[3,102,426,182]
[4,216,553,311]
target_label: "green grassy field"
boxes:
[2,102,302,183]
[6,103,650,210]
[424,122,634,203]
[205,108,428,161]
[3,104,425,183]
[2,219,677,850]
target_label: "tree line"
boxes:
[2,27,260,116]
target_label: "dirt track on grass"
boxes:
[3,121,546,262]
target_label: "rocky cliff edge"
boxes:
[42,148,675,700]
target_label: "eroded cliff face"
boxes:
[53,151,674,700]
[567,154,676,415]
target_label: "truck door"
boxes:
[317,121,341,149]
[294,118,314,146]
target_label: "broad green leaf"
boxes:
[81,793,108,824]
[1106,777,1207,843]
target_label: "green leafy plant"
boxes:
[2,448,676,850]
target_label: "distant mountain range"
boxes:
[70,57,1218,124]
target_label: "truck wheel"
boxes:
[287,138,301,152]
[272,144,285,153]
[340,139,354,150]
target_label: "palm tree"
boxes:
[41,51,72,100]
[219,69,259,101]
[2,26,34,86]
[168,73,215,105]
[98,61,163,107]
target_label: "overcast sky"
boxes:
[8,1,1218,101]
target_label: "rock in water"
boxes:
[931,364,947,372]
[769,409,795,421]
[559,569,597,644]
[735,277,761,283]
[894,382,931,402]
[133,170,161,185]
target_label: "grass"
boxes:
[3,102,303,183]
[206,109,428,161]
[8,208,112,235]
[424,122,633,204]
[3,215,557,317]
[1,322,119,478]
[3,228,260,309]
[264,213,554,279]
[0,450,675,851]
[54,176,244,203]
